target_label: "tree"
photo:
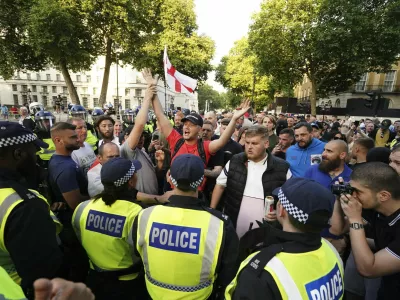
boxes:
[27,0,98,104]
[249,0,400,115]
[0,0,47,79]
[197,84,224,111]
[215,38,272,111]
[125,0,215,84]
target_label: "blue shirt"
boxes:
[48,154,88,205]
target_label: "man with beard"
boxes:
[304,140,352,195]
[173,111,184,135]
[96,115,119,147]
[0,121,66,298]
[286,122,325,177]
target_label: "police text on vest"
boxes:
[86,210,126,238]
[149,222,201,254]
[305,264,343,300]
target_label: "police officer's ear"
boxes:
[127,173,138,189]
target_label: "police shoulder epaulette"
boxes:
[204,207,229,223]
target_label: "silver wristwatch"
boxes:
[350,223,364,230]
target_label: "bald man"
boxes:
[304,140,352,192]
[204,111,220,136]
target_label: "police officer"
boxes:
[70,105,98,152]
[0,121,65,298]
[121,109,135,130]
[72,157,147,300]
[225,178,344,300]
[35,110,56,169]
[133,154,239,300]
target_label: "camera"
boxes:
[331,182,355,196]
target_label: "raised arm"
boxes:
[209,99,251,154]
[126,69,158,150]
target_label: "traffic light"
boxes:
[364,91,376,108]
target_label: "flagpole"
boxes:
[164,45,168,114]
[164,81,167,113]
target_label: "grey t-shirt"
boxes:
[120,142,158,195]
[71,142,97,176]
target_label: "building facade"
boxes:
[294,61,400,109]
[0,56,198,111]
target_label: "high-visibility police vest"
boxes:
[72,198,142,281]
[136,205,225,300]
[0,266,26,300]
[0,188,62,284]
[390,138,399,150]
[37,138,55,161]
[86,131,98,152]
[225,239,344,300]
[144,124,153,134]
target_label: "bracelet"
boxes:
[350,223,364,230]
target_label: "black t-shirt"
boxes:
[204,149,224,196]
[363,209,400,298]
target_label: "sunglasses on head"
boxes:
[334,136,342,140]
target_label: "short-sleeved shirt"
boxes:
[120,143,158,195]
[167,130,214,191]
[362,209,400,297]
[48,154,88,204]
[71,142,97,176]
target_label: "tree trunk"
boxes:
[310,79,317,115]
[99,38,113,107]
[60,61,80,105]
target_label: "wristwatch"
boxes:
[350,223,364,230]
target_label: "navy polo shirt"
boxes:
[303,164,352,200]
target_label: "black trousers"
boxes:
[86,270,149,300]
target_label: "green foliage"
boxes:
[197,84,224,111]
[125,0,215,82]
[249,0,400,114]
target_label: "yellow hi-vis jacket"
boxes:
[36,138,55,161]
[85,131,98,152]
[0,266,26,300]
[0,188,62,284]
[72,198,142,280]
[136,205,225,300]
[225,238,344,300]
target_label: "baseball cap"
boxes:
[170,154,204,190]
[0,121,48,149]
[310,122,320,130]
[381,119,392,130]
[272,178,334,227]
[101,157,142,187]
[181,113,203,127]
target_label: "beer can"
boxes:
[264,196,275,217]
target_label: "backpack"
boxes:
[171,138,207,165]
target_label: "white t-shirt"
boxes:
[216,155,269,238]
[98,137,120,148]
[71,142,97,176]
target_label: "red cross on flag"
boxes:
[164,46,197,94]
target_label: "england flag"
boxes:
[164,46,197,94]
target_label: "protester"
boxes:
[261,115,278,151]
[19,106,35,131]
[96,115,119,147]
[389,144,400,175]
[271,128,294,160]
[350,138,375,169]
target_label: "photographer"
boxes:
[330,162,400,299]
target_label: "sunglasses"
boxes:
[333,137,343,140]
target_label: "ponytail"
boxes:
[93,182,128,206]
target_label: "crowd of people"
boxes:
[0,69,399,300]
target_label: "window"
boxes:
[42,96,47,107]
[76,75,81,82]
[36,73,41,81]
[46,74,51,81]
[12,84,17,91]
[86,75,91,83]
[335,98,341,107]
[93,87,97,95]
[135,89,142,97]
[52,86,57,93]
[125,88,130,96]
[42,86,48,93]
[82,97,88,108]
[56,74,61,81]
[22,95,27,103]
[383,71,396,92]
[32,95,38,102]
[136,76,142,83]
[27,73,31,80]
[13,95,18,106]
[22,85,28,92]
[63,86,68,94]
[82,87,88,94]
[31,85,36,92]
[355,73,368,91]
[93,98,99,107]
[15,73,21,80]
[125,99,131,109]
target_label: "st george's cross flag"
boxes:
[164,46,197,94]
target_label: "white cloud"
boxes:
[194,0,263,91]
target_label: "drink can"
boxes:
[264,196,275,217]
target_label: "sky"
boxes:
[194,0,264,91]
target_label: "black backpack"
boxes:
[171,138,207,165]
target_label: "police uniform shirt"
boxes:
[231,231,332,300]
[131,195,240,289]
